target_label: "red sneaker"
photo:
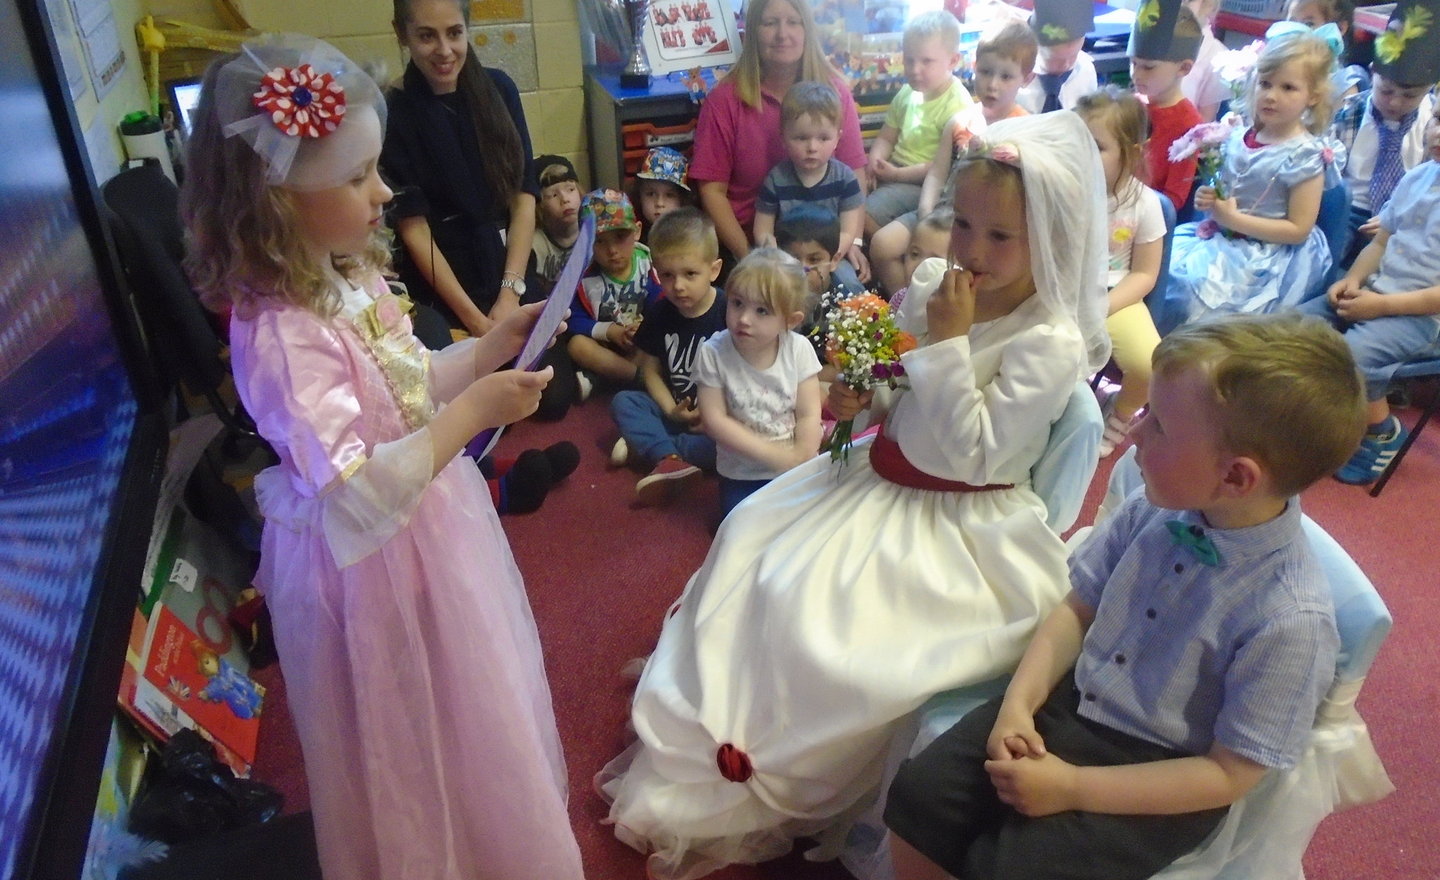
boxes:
[635,455,700,506]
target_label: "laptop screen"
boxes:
[165,76,204,138]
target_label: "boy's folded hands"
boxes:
[985,750,1081,818]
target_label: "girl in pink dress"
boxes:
[180,36,585,880]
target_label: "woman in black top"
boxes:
[384,0,537,336]
[385,0,575,418]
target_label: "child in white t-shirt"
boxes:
[1076,88,1167,458]
[693,247,823,519]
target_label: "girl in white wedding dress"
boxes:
[598,111,1111,880]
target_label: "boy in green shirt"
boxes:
[865,9,975,235]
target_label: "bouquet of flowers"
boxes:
[1168,114,1240,199]
[1214,40,1263,103]
[820,293,917,464]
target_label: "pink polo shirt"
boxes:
[689,75,866,229]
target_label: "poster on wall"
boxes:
[641,0,742,75]
[66,0,125,99]
[44,0,88,100]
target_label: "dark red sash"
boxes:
[869,427,1013,493]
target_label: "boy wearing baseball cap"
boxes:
[568,189,664,391]
[533,154,582,285]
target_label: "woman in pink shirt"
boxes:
[691,0,867,258]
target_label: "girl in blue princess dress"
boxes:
[1167,28,1346,323]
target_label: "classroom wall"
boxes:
[56,0,590,184]
[51,0,154,182]
[148,0,589,184]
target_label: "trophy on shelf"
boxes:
[620,0,652,88]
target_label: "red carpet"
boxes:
[252,388,1440,879]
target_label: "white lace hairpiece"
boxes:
[215,34,387,190]
[961,113,1112,375]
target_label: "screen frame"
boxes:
[164,75,204,139]
[8,0,169,877]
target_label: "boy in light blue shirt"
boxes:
[885,314,1365,880]
[1302,113,1440,485]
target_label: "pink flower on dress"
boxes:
[376,295,403,330]
[989,143,1020,165]
[1196,219,1220,240]
[252,64,347,138]
[1320,145,1335,165]
[364,292,414,343]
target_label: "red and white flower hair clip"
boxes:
[252,63,347,138]
[217,35,386,189]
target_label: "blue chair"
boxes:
[1148,190,1183,336]
[1313,179,1353,297]
[840,447,1394,880]
[1032,381,1103,533]
[1370,355,1440,497]
[1175,172,1203,227]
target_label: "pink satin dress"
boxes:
[230,274,584,880]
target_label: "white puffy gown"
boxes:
[598,283,1085,879]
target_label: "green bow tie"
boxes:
[1167,520,1222,566]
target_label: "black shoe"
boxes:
[543,441,581,482]
[501,450,553,514]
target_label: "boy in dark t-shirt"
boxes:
[609,208,728,506]
[775,204,862,390]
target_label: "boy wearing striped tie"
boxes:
[1326,0,1439,266]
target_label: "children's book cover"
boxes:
[131,604,264,771]
[120,475,263,775]
[118,599,263,777]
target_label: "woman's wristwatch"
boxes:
[500,271,526,296]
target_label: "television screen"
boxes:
[0,1,166,877]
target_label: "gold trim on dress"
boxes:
[354,288,435,431]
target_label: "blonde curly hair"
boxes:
[181,55,391,319]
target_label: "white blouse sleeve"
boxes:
[897,320,1085,485]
